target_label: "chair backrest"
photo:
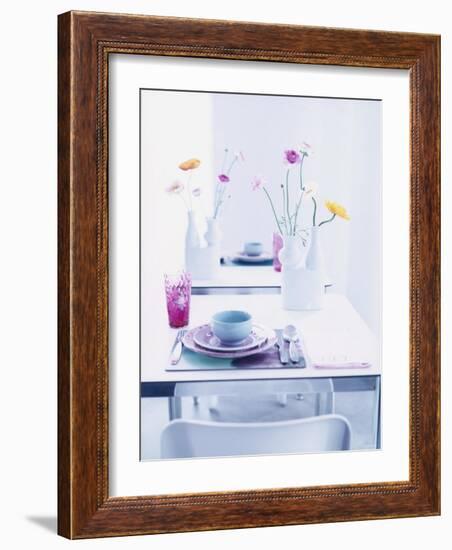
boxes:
[161,414,351,459]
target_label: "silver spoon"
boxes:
[283,324,300,363]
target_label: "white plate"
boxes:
[231,252,273,264]
[183,327,277,359]
[193,323,270,352]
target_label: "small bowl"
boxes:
[244,242,263,257]
[211,310,253,344]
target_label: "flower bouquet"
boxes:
[165,150,244,280]
[252,144,350,310]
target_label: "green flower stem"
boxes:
[299,153,306,190]
[292,154,307,234]
[263,187,284,235]
[285,169,292,235]
[281,185,289,234]
[293,191,304,236]
[213,200,220,219]
[312,196,318,226]
[318,213,336,227]
[227,156,238,175]
[214,183,228,219]
[213,183,220,218]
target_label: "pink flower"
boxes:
[284,149,301,164]
[218,174,230,183]
[166,180,184,194]
[251,176,266,191]
[300,142,313,156]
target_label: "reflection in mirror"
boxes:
[141,88,380,333]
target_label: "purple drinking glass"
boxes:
[273,232,283,272]
[164,271,192,328]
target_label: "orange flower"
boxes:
[179,158,201,171]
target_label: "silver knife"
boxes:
[289,340,300,364]
[275,329,289,365]
[170,330,186,365]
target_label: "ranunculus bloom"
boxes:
[179,158,201,171]
[300,142,313,156]
[325,200,350,220]
[166,180,184,194]
[251,176,266,191]
[218,174,230,183]
[304,181,318,196]
[284,149,301,164]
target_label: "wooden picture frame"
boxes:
[58,11,440,538]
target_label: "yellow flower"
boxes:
[179,158,201,171]
[325,200,350,220]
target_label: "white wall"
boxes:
[0,1,449,549]
[141,90,214,273]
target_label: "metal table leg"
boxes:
[168,396,182,420]
[374,375,381,449]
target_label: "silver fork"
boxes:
[170,329,187,365]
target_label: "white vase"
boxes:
[185,211,200,249]
[204,217,222,246]
[305,226,327,285]
[278,235,304,270]
[280,267,325,310]
[279,234,324,311]
[203,217,222,279]
[185,211,203,279]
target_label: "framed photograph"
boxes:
[58,11,440,538]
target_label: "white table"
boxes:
[141,291,381,449]
[192,264,332,291]
[192,265,281,290]
[141,293,380,383]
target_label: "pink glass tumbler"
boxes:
[164,271,192,328]
[273,232,283,272]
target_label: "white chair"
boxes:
[170,378,335,420]
[161,414,351,458]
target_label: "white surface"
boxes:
[141,90,214,275]
[192,264,332,288]
[193,264,281,287]
[142,293,380,381]
[110,52,409,497]
[1,1,449,549]
[160,415,352,458]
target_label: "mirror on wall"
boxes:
[141,88,381,332]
